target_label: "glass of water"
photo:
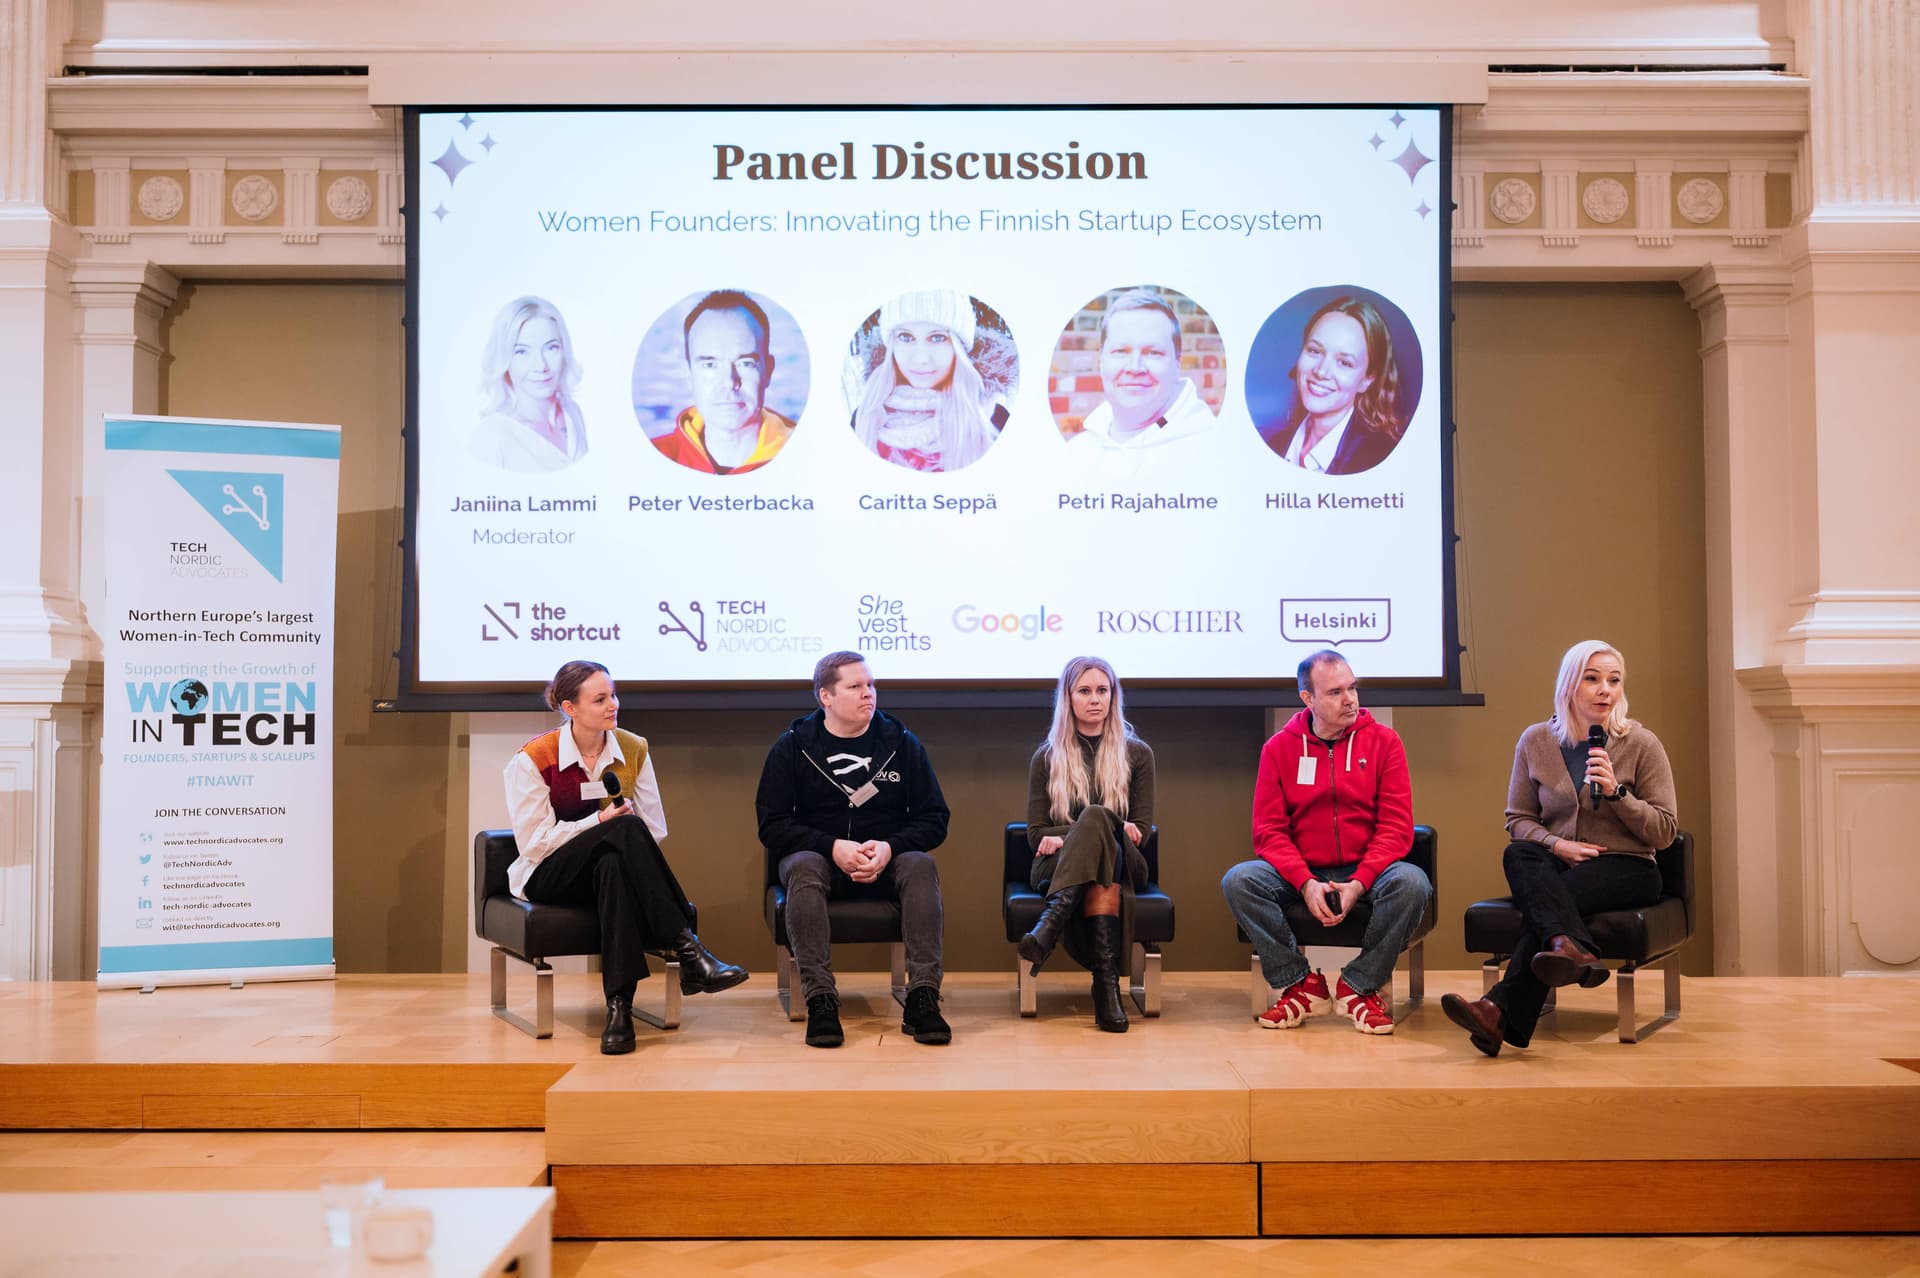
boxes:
[319,1176,385,1248]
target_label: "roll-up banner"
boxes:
[98,414,341,990]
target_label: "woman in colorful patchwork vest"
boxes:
[503,659,747,1054]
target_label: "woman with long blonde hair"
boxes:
[849,289,1015,473]
[1020,656,1155,1032]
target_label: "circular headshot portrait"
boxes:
[1049,285,1226,453]
[1246,287,1423,477]
[470,295,590,474]
[632,289,811,476]
[842,289,1018,474]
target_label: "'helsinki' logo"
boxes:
[168,469,285,581]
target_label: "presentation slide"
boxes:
[407,106,1451,694]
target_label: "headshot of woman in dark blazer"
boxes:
[1263,295,1407,476]
[1442,640,1678,1057]
[1018,656,1155,1033]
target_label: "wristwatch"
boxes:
[1602,784,1626,802]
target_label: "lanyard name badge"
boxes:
[804,748,894,808]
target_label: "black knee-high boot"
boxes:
[1018,884,1086,975]
[1088,915,1129,1033]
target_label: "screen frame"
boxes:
[394,102,1467,711]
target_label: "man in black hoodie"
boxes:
[756,650,952,1048]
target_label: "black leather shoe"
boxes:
[668,929,749,995]
[901,986,951,1045]
[1531,934,1608,989]
[805,992,844,1048]
[601,995,636,1055]
[1440,992,1505,1058]
[1017,884,1085,976]
[1088,915,1129,1033]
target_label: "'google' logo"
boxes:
[952,604,1063,640]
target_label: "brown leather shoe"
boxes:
[1440,993,1506,1057]
[1531,934,1608,989]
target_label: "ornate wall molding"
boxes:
[47,72,1814,278]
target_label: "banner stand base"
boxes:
[99,964,336,992]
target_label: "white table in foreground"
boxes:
[0,1186,553,1278]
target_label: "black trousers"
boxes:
[1487,840,1662,1047]
[523,814,694,1001]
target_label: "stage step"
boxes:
[0,1131,548,1192]
[0,1061,571,1129]
[554,1164,1257,1238]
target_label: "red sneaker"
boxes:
[1256,970,1331,1029]
[1335,977,1395,1035]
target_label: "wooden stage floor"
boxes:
[3,969,1918,1238]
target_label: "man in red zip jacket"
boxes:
[1221,651,1430,1034]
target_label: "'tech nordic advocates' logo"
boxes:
[168,470,284,581]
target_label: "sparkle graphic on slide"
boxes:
[1368,132,1384,151]
[481,133,498,153]
[432,203,449,221]
[1416,200,1433,220]
[457,113,475,130]
[1388,110,1405,129]
[659,600,707,651]
[432,140,473,185]
[1391,140,1431,184]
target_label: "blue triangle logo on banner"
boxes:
[167,470,285,581]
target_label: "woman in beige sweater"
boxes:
[1442,640,1678,1056]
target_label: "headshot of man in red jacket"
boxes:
[1220,650,1431,1034]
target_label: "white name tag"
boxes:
[578,781,608,801]
[847,781,879,807]
[1296,756,1318,786]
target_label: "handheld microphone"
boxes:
[601,767,626,814]
[1587,725,1607,809]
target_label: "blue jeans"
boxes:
[1220,857,1432,996]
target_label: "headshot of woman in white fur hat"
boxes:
[846,289,1019,473]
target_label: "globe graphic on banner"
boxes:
[167,678,210,716]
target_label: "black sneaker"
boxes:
[804,992,843,1048]
[901,986,951,1045]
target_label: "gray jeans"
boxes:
[1220,857,1431,996]
[779,849,943,1002]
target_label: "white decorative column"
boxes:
[1736,0,1920,974]
[1684,264,1794,976]
[1,0,95,981]
[71,261,180,625]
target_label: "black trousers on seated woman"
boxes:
[523,814,694,1001]
[1487,840,1662,1047]
[1031,803,1147,972]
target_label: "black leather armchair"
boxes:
[1240,824,1438,1017]
[1463,832,1694,1043]
[473,829,682,1038]
[1003,823,1175,1017]
[762,843,906,1020]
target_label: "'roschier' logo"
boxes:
[1097,609,1244,634]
